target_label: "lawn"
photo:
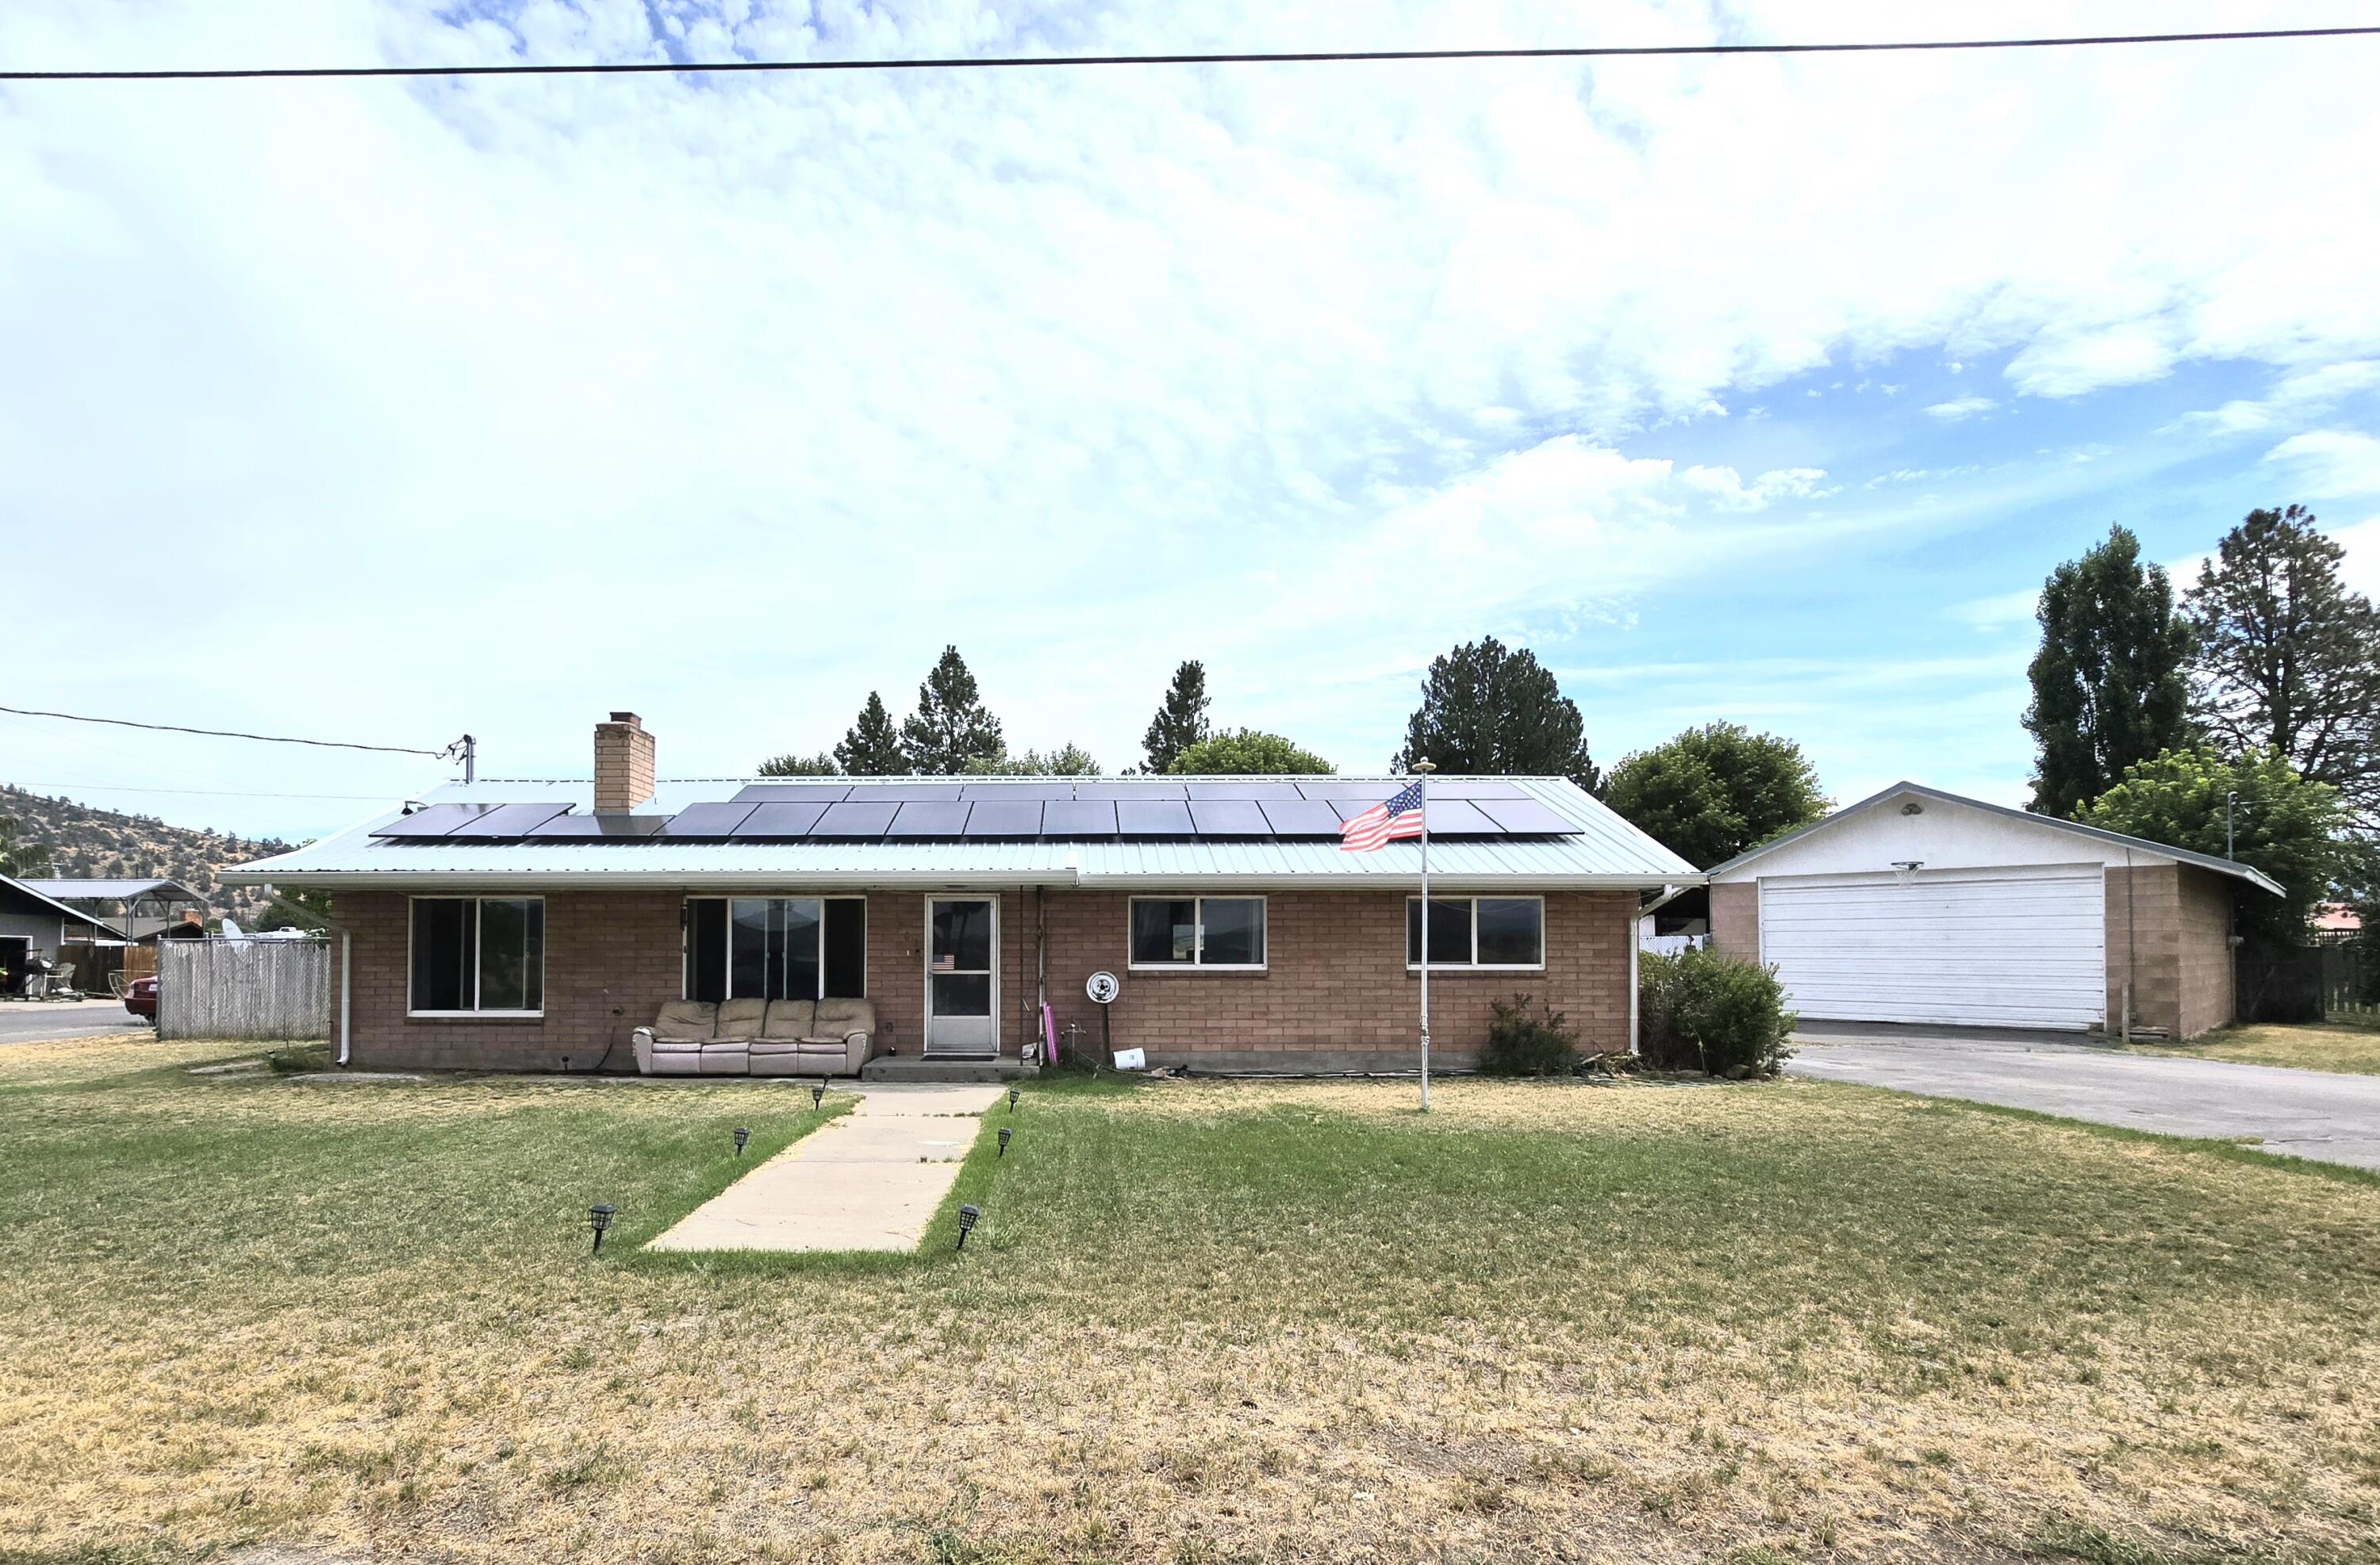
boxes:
[2141,1021,2380,1076]
[4,1038,2379,1565]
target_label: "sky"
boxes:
[2,0,2378,843]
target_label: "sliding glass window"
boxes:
[409,896,545,1014]
[685,897,865,1000]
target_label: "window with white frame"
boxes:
[681,897,867,1003]
[1129,896,1267,969]
[409,896,545,1014]
[1405,896,1543,969]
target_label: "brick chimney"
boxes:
[593,712,655,813]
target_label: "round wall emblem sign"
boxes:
[1085,970,1120,1005]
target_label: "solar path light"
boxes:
[733,1126,750,1156]
[811,1082,826,1110]
[998,1126,1012,1157]
[588,1203,616,1254]
[956,1203,981,1251]
[1008,1087,1019,1113]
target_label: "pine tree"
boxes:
[2187,504,2380,826]
[899,648,1006,775]
[2021,524,2195,817]
[1141,660,1212,773]
[1392,636,1599,789]
[834,692,908,776]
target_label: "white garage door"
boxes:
[1760,866,2106,1030]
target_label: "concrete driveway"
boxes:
[0,999,150,1045]
[1791,1022,2380,1172]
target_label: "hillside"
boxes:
[0,784,301,923]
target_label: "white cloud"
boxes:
[2333,517,2380,596]
[2263,430,2380,499]
[1925,396,1997,420]
[2174,360,2380,437]
[1676,464,1831,511]
[1948,585,2041,631]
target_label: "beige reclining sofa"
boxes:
[632,997,877,1077]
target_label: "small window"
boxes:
[409,896,544,1014]
[1130,896,1266,969]
[1407,896,1543,969]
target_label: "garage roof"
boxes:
[1705,781,2285,896]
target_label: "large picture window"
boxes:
[683,897,866,1003]
[409,896,545,1015]
[1406,896,1543,969]
[1129,896,1267,969]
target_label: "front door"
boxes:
[925,897,997,1056]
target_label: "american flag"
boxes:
[1339,779,1426,851]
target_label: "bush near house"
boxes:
[1639,947,1796,1076]
[1479,994,1580,1076]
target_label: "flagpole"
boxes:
[1413,758,1435,1113]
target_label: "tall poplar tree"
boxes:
[2021,524,2194,817]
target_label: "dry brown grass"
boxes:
[4,1037,2378,1564]
[2140,1022,2380,1077]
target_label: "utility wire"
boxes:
[0,704,459,759]
[4,782,401,802]
[5,26,2377,81]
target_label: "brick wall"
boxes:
[1708,882,1759,961]
[2103,863,2237,1041]
[592,715,655,814]
[331,885,1637,1072]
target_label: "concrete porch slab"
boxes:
[645,1081,1007,1252]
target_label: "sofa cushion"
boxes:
[715,998,770,1041]
[760,999,816,1041]
[647,1037,705,1053]
[812,997,877,1037]
[652,999,717,1041]
[697,1041,750,1076]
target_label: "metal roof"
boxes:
[18,877,202,903]
[0,873,124,933]
[221,775,1699,891]
[1703,780,2286,896]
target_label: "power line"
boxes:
[0,704,458,759]
[5,26,2377,82]
[3,781,398,802]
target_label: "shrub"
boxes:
[1638,947,1795,1076]
[1480,993,1580,1076]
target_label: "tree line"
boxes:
[2021,504,2378,946]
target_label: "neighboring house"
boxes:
[2313,903,2363,938]
[17,878,206,942]
[0,873,120,995]
[1706,781,2282,1040]
[221,713,1697,1073]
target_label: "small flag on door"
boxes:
[1339,780,1426,852]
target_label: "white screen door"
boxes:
[925,897,998,1056]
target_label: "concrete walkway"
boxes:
[647,1082,1006,1252]
[1792,1024,2380,1172]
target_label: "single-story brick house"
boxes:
[1706,781,2282,1040]
[221,714,1697,1073]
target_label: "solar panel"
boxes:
[888,801,970,837]
[1429,779,1527,799]
[370,803,493,838]
[658,802,760,838]
[962,800,1044,838]
[812,800,899,837]
[1116,799,1195,837]
[1296,781,1399,801]
[1188,800,1270,837]
[1074,781,1190,800]
[853,783,965,802]
[958,781,1071,801]
[524,812,668,838]
[1257,798,1343,837]
[731,801,831,838]
[440,803,574,839]
[1041,799,1118,838]
[1477,799,1577,835]
[731,783,850,804]
[1421,800,1499,836]
[1183,781,1307,800]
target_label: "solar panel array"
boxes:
[370,778,1580,843]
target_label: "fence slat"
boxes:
[157,941,331,1041]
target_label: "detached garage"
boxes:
[1706,782,2282,1041]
